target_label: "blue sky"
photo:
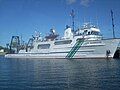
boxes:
[0,0,120,46]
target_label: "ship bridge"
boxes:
[75,23,100,36]
[74,23,102,40]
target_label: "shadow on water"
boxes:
[0,56,120,90]
[114,49,120,58]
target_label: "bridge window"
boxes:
[91,31,99,35]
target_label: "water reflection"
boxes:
[0,57,120,89]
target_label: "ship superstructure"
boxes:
[5,22,120,59]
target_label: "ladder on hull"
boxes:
[66,39,84,59]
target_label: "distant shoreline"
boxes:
[0,52,6,55]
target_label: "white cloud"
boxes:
[65,0,94,6]
[80,0,94,7]
[66,0,76,5]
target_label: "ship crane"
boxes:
[9,36,20,54]
[45,28,59,41]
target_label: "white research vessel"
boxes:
[5,22,120,59]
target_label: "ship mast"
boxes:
[111,10,115,38]
[70,9,75,32]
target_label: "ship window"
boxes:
[90,41,102,44]
[83,30,88,35]
[37,44,50,49]
[54,40,72,45]
[91,31,99,35]
[88,31,90,35]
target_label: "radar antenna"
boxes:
[70,9,75,31]
[111,10,115,38]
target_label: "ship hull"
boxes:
[5,38,120,59]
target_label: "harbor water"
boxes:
[0,56,120,90]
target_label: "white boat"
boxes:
[5,23,120,59]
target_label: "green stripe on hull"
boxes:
[66,39,84,59]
